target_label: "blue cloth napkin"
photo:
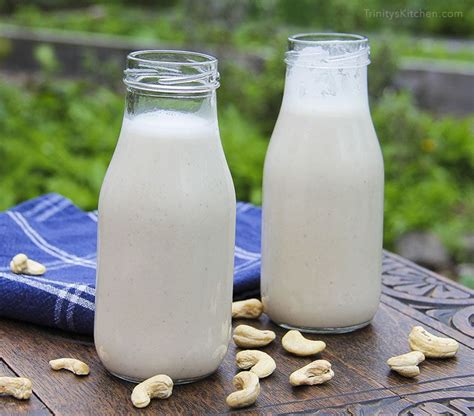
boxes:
[0,193,262,334]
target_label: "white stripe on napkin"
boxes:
[234,246,260,260]
[234,258,261,273]
[0,253,96,272]
[7,211,96,268]
[87,211,98,222]
[66,284,89,329]
[25,275,95,296]
[23,194,63,218]
[237,202,254,213]
[36,198,72,222]
[0,272,94,311]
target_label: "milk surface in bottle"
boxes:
[94,51,236,382]
[261,34,384,333]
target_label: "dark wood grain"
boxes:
[382,251,474,346]
[0,251,473,415]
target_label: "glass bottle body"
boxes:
[94,51,236,382]
[261,34,384,333]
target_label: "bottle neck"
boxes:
[281,64,369,114]
[123,50,220,122]
[282,33,370,114]
[125,89,218,122]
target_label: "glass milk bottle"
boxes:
[261,34,384,333]
[95,50,236,382]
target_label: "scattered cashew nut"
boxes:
[233,325,276,348]
[236,350,276,378]
[282,330,326,356]
[289,359,334,386]
[232,298,264,319]
[226,371,260,409]
[131,374,173,409]
[49,358,90,375]
[387,351,425,377]
[10,253,46,276]
[409,326,459,358]
[0,377,32,400]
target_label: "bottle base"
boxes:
[275,319,372,334]
[108,370,215,385]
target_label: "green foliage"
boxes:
[368,39,399,99]
[219,53,285,136]
[1,2,473,63]
[219,106,267,204]
[372,91,474,254]
[275,0,474,37]
[2,3,185,42]
[34,43,60,73]
[460,274,474,289]
[0,78,123,209]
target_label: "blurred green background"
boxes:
[0,1,473,285]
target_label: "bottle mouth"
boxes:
[124,50,220,94]
[285,33,370,69]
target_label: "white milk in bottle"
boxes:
[94,51,236,382]
[261,34,384,333]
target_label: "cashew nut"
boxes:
[131,374,173,409]
[232,299,264,319]
[408,326,459,358]
[233,325,276,348]
[0,377,32,400]
[49,358,90,375]
[282,330,326,356]
[289,359,334,386]
[226,371,260,409]
[236,350,276,378]
[387,351,425,377]
[10,253,46,275]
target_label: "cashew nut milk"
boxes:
[261,34,384,333]
[94,51,236,382]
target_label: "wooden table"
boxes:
[1,251,473,415]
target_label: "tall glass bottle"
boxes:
[261,34,384,333]
[95,50,236,382]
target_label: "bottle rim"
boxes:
[286,33,370,69]
[124,50,220,94]
[289,32,368,45]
